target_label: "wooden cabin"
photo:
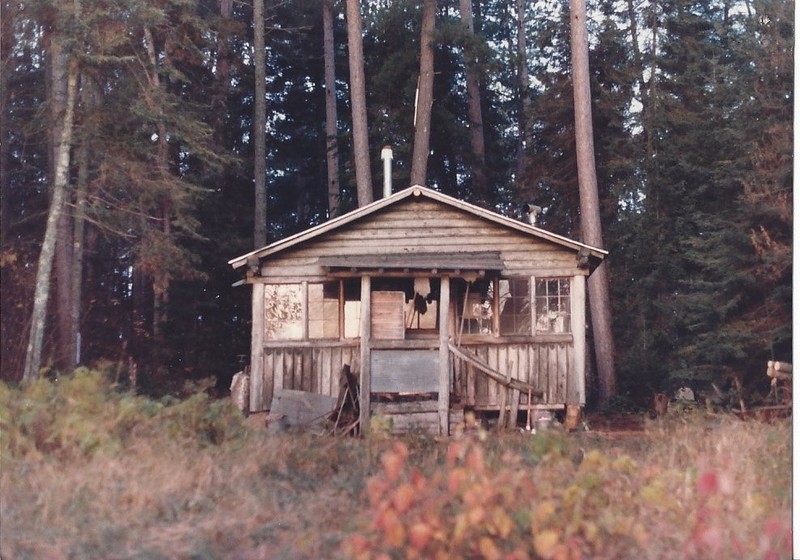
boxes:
[229,186,606,434]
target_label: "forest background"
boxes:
[0,0,792,406]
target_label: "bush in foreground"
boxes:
[345,419,791,560]
[0,371,791,559]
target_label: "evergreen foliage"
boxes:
[0,0,791,402]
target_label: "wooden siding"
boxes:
[257,198,587,280]
[454,341,573,408]
[253,342,359,411]
[371,349,439,393]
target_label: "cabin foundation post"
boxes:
[438,276,451,435]
[359,275,372,435]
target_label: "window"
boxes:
[456,278,493,335]
[343,279,361,338]
[455,276,572,337]
[264,284,304,340]
[265,280,361,340]
[535,278,570,333]
[499,278,531,335]
[308,282,340,339]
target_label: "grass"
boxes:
[0,370,792,559]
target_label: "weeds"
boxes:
[0,371,791,559]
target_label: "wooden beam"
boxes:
[359,275,372,435]
[569,275,586,404]
[438,276,451,435]
[448,343,543,397]
[250,282,267,412]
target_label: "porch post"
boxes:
[570,274,587,404]
[250,281,267,412]
[438,275,451,435]
[359,275,372,434]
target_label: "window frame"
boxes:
[455,275,573,340]
[263,279,362,341]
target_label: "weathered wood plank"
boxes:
[270,389,337,427]
[250,283,266,411]
[273,350,284,393]
[569,275,586,404]
[371,291,405,340]
[359,275,372,434]
[448,344,542,396]
[371,350,439,393]
[438,276,451,435]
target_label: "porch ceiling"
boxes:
[318,251,504,273]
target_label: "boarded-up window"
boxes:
[535,278,570,333]
[264,284,304,339]
[371,291,405,339]
[308,282,340,339]
[499,278,532,335]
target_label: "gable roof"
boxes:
[229,185,607,270]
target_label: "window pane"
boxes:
[264,284,304,340]
[535,278,570,333]
[456,278,492,335]
[309,282,340,339]
[343,278,361,338]
[499,278,531,335]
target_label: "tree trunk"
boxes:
[345,0,373,206]
[253,0,268,245]
[569,0,616,406]
[69,129,88,370]
[0,0,12,245]
[65,75,97,370]
[46,31,76,371]
[410,0,436,188]
[323,0,341,217]
[515,0,533,192]
[143,26,172,343]
[211,0,234,148]
[459,0,486,200]
[23,58,79,382]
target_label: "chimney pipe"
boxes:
[381,145,393,198]
[524,203,543,226]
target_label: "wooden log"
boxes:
[449,343,542,397]
[767,360,792,380]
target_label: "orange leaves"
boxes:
[391,483,416,514]
[408,521,434,550]
[381,441,409,483]
[343,421,790,560]
[533,529,560,558]
[447,467,468,494]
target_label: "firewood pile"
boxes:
[766,361,792,406]
[329,365,360,436]
[735,361,792,421]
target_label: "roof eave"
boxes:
[228,185,608,269]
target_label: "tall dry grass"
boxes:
[0,370,791,559]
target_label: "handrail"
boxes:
[448,342,543,398]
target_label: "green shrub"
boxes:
[0,369,246,464]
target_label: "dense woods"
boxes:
[0,0,792,404]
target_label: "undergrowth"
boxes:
[0,370,791,559]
